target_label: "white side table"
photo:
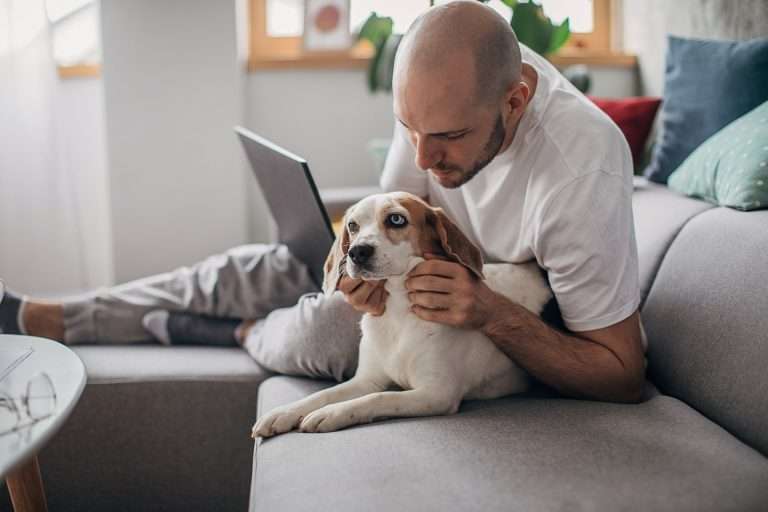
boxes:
[0,335,86,512]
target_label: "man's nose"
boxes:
[414,134,441,171]
[348,244,375,266]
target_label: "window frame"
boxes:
[248,0,633,70]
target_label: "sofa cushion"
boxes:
[23,346,271,512]
[589,96,662,167]
[72,344,268,383]
[250,376,768,512]
[644,36,768,184]
[668,100,768,211]
[632,182,713,306]
[642,207,768,456]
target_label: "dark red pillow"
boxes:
[589,96,662,166]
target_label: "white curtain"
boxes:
[0,0,108,296]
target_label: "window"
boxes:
[249,0,626,70]
[46,0,102,77]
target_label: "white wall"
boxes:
[622,0,768,96]
[100,0,249,283]
[12,2,637,293]
[245,68,395,190]
[244,64,637,195]
[586,66,639,97]
[0,4,112,297]
[57,78,114,291]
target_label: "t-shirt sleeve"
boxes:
[379,121,429,197]
[535,170,640,332]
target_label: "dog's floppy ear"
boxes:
[427,207,484,279]
[322,214,351,295]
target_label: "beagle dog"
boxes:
[252,192,552,438]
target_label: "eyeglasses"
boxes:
[0,372,58,437]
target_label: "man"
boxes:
[0,1,645,402]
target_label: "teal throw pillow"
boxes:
[668,100,768,211]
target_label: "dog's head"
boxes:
[322,192,484,294]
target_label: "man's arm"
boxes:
[406,259,646,404]
[481,297,646,403]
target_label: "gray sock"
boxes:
[142,310,240,347]
[0,280,23,335]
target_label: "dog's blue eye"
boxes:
[387,213,407,227]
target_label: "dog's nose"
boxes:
[349,244,375,265]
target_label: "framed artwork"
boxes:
[302,0,352,52]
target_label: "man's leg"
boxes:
[1,244,317,345]
[241,291,363,382]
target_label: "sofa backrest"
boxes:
[642,207,768,455]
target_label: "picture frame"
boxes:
[302,0,352,52]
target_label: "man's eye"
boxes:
[444,133,466,140]
[387,213,408,228]
[347,221,359,233]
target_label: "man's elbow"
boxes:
[606,368,646,404]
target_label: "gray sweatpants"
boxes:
[62,244,362,382]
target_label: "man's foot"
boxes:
[0,280,24,335]
[142,310,241,346]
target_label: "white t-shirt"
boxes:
[380,45,640,333]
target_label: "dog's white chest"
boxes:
[356,263,550,398]
[360,276,453,388]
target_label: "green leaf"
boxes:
[547,17,570,54]
[376,34,403,93]
[367,39,386,92]
[511,2,551,55]
[357,12,394,48]
[500,0,518,8]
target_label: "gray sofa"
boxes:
[2,182,767,511]
[247,183,768,511]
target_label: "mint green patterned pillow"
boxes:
[668,100,768,211]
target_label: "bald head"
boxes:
[394,1,521,107]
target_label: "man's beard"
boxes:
[434,113,507,189]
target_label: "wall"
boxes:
[245,68,395,190]
[100,0,249,283]
[5,2,639,293]
[0,2,112,297]
[245,64,637,196]
[57,78,114,291]
[622,0,768,96]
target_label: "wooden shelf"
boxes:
[55,52,636,79]
[249,47,636,72]
[549,50,637,68]
[57,64,101,79]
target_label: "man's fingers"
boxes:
[411,305,452,324]
[370,287,388,316]
[347,282,372,304]
[362,281,381,303]
[338,276,363,294]
[408,291,452,310]
[408,259,463,278]
[406,274,453,293]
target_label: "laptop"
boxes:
[235,126,335,287]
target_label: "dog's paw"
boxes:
[251,406,306,438]
[299,404,363,433]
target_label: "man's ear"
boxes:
[322,214,351,295]
[427,207,484,279]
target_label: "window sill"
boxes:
[249,44,373,71]
[58,64,101,79]
[248,47,636,72]
[549,49,637,68]
[56,51,636,79]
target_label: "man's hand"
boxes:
[338,276,388,316]
[405,254,499,329]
